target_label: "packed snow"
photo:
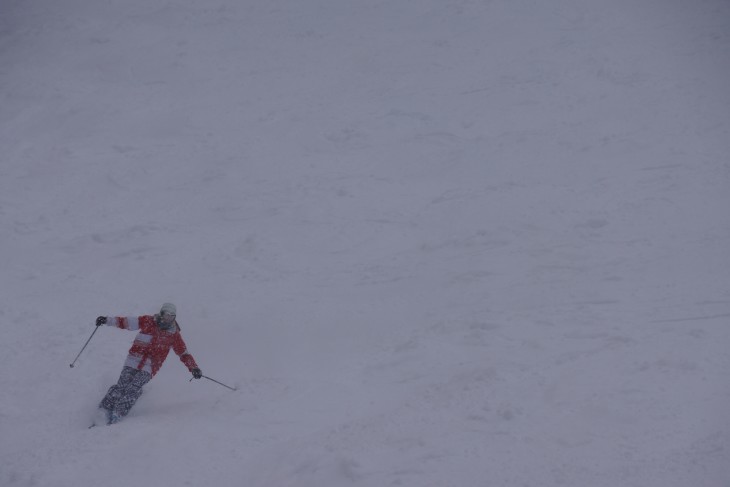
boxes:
[1,0,729,486]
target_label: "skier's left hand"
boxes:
[191,368,203,379]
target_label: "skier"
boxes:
[93,303,202,425]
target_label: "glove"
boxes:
[191,368,203,379]
[95,316,107,327]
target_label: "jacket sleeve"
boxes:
[173,333,199,371]
[105,315,146,331]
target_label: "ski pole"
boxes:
[190,375,237,391]
[69,325,100,368]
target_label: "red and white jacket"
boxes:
[104,315,198,376]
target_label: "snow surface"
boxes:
[1,0,729,485]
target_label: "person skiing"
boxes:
[93,303,202,425]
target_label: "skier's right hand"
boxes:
[96,316,107,327]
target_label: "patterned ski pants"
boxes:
[99,366,152,418]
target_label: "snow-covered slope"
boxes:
[1,1,729,485]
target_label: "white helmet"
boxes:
[160,303,177,316]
